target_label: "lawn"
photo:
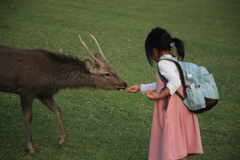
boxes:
[0,0,239,159]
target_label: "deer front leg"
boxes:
[39,97,67,147]
[20,95,35,154]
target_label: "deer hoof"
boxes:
[58,142,62,148]
[30,151,37,154]
[58,135,67,148]
[27,144,35,154]
[29,149,36,154]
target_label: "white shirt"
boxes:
[141,54,181,95]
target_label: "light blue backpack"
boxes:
[159,57,219,114]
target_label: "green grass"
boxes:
[0,0,240,159]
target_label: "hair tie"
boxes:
[170,42,175,47]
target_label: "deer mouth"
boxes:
[117,82,127,91]
[117,87,126,91]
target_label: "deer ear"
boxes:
[85,59,97,73]
[95,53,102,62]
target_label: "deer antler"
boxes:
[90,34,108,62]
[79,35,101,64]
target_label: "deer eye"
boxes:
[104,73,111,78]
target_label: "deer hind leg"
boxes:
[20,94,35,154]
[39,97,67,148]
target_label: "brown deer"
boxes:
[0,35,127,153]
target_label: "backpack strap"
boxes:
[158,58,187,101]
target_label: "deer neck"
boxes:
[53,63,94,89]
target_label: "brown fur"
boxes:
[0,45,127,153]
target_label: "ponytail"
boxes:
[171,38,185,61]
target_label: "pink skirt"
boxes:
[148,75,203,160]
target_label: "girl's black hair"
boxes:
[145,27,185,66]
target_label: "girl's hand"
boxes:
[146,87,170,100]
[146,90,160,100]
[126,85,141,93]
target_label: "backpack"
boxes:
[158,57,219,114]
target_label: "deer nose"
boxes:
[123,82,128,88]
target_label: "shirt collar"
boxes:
[159,54,178,61]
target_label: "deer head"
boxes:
[79,35,127,91]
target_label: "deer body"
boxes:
[0,36,127,153]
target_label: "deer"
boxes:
[0,35,127,153]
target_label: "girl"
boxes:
[127,27,203,160]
